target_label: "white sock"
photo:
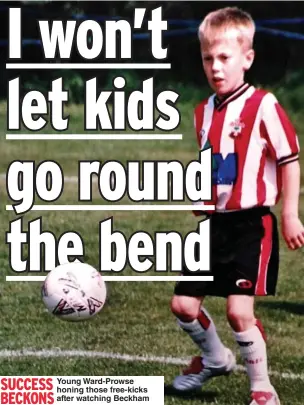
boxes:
[234,323,273,392]
[178,307,227,367]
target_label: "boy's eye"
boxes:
[203,55,230,62]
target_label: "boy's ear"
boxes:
[244,49,255,70]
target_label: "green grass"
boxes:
[1,97,304,405]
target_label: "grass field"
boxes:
[1,96,304,405]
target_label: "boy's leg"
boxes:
[171,295,229,365]
[170,215,239,392]
[171,294,236,391]
[227,210,280,404]
[227,295,280,404]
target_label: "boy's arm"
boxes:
[261,92,303,249]
[281,160,304,250]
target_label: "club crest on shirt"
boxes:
[229,118,245,138]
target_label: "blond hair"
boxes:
[198,7,255,50]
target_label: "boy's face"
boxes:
[201,28,254,97]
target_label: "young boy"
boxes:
[171,7,304,405]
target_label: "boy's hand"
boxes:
[281,214,304,250]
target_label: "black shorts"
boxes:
[174,206,279,298]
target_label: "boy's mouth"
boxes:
[213,77,224,83]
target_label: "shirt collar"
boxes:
[214,82,251,111]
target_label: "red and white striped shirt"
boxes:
[194,83,300,212]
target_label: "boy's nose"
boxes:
[212,60,221,72]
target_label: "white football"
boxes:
[41,262,107,321]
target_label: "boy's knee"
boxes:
[226,306,255,331]
[170,295,201,322]
[227,306,254,322]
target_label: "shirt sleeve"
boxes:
[261,93,300,166]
